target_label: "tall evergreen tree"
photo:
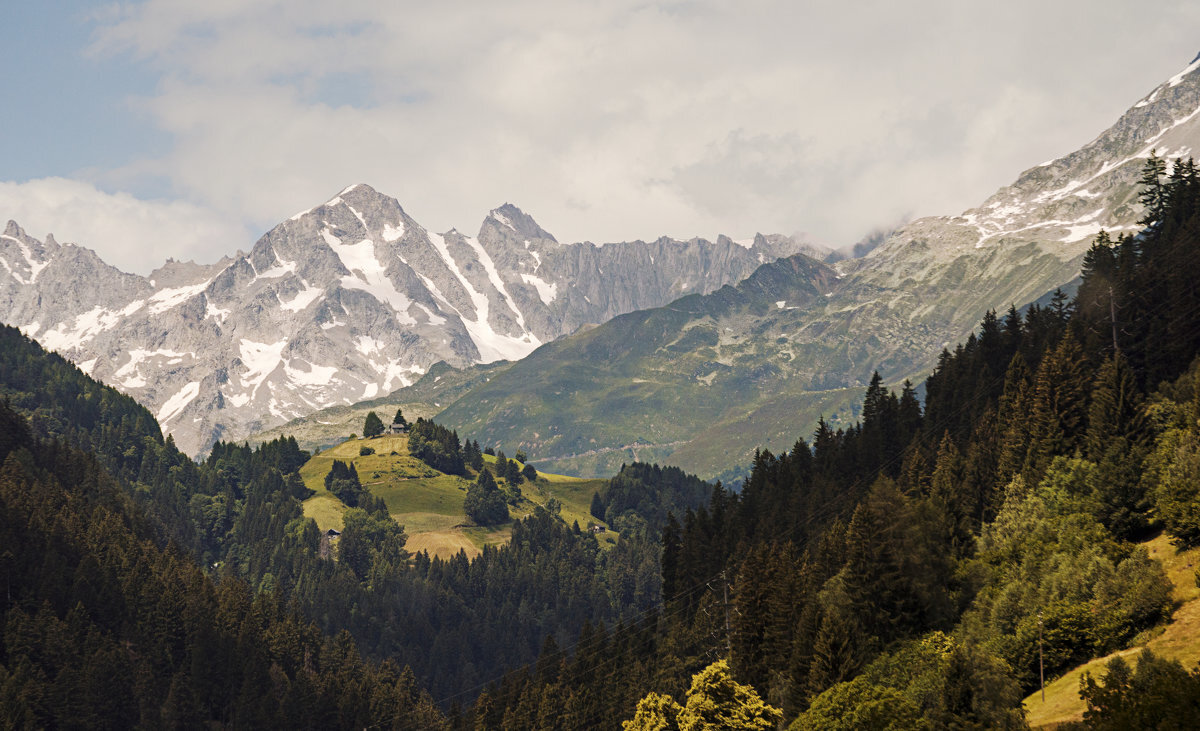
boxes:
[363,411,384,438]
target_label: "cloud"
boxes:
[12,1,1200,266]
[0,178,252,275]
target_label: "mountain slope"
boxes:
[433,56,1200,478]
[437,254,846,476]
[2,187,811,455]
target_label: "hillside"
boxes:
[1024,533,1200,727]
[300,433,610,558]
[0,322,690,706]
[436,253,852,479]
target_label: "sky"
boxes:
[3,1,1200,275]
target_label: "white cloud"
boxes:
[9,1,1200,265]
[0,178,251,275]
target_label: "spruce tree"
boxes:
[1085,353,1145,459]
[1138,150,1168,227]
[363,411,384,438]
[464,469,509,525]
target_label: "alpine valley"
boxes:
[10,61,1200,475]
[10,43,1200,731]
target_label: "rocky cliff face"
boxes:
[1,185,811,455]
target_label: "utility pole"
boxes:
[1039,612,1045,703]
[1109,285,1120,354]
[722,570,733,657]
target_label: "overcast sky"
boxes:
[3,1,1200,274]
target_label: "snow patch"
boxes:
[0,234,50,284]
[149,280,210,314]
[346,204,369,233]
[256,249,296,279]
[520,273,558,305]
[1168,57,1200,88]
[380,361,425,391]
[323,230,416,325]
[158,382,200,423]
[426,230,541,361]
[40,306,127,351]
[461,234,529,330]
[356,336,383,356]
[206,300,230,323]
[1060,222,1107,243]
[775,300,786,309]
[382,222,405,242]
[278,282,323,312]
[414,302,447,325]
[361,383,379,399]
[113,349,193,391]
[77,358,97,375]
[284,359,338,387]
[491,209,515,230]
[239,338,287,395]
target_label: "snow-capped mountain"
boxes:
[0,185,809,454]
[429,54,1200,479]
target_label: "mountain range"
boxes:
[0,189,821,455]
[7,57,1200,477]
[396,56,1200,479]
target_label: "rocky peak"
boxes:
[484,204,557,244]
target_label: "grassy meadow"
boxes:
[300,435,611,558]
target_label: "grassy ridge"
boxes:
[300,434,610,558]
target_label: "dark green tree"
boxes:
[464,469,509,525]
[363,411,384,438]
[1079,650,1200,729]
[1138,150,1168,227]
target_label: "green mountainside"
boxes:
[435,254,856,479]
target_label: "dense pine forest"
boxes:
[467,157,1200,728]
[0,322,698,725]
[4,157,1200,727]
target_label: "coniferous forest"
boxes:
[4,159,1200,727]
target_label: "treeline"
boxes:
[592,462,712,536]
[471,156,1200,728]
